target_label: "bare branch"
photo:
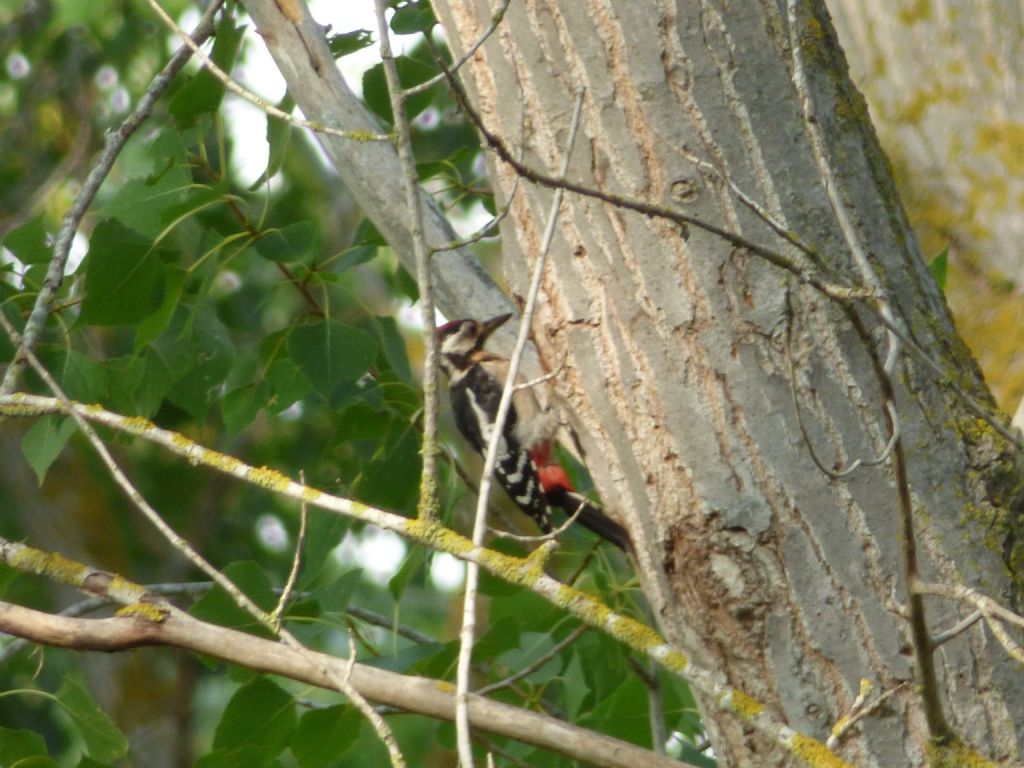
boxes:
[429,178,520,255]
[931,611,983,649]
[374,0,441,523]
[271,471,309,630]
[454,86,587,767]
[343,627,404,767]
[0,594,682,768]
[145,0,388,142]
[915,581,1024,665]
[404,0,512,98]
[488,494,586,544]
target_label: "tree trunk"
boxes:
[432,1,1023,764]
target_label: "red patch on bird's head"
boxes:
[436,319,466,339]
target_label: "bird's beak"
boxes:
[480,313,512,341]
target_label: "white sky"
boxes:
[225,2,417,187]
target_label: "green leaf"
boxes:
[475,616,522,660]
[0,727,52,765]
[249,93,295,189]
[581,675,649,746]
[2,216,50,264]
[35,348,110,404]
[253,221,319,263]
[134,347,174,417]
[311,568,362,613]
[21,415,76,485]
[55,676,129,762]
[333,218,386,272]
[169,17,244,126]
[392,264,419,302]
[213,677,296,754]
[363,56,438,123]
[371,315,413,383]
[929,246,948,292]
[354,419,421,510]
[190,561,277,638]
[100,131,192,237]
[387,545,424,601]
[390,2,436,33]
[163,306,235,421]
[105,355,145,415]
[563,649,590,718]
[194,745,275,768]
[371,640,446,673]
[298,520,353,591]
[135,265,188,349]
[265,357,313,413]
[327,29,375,58]
[292,706,361,768]
[287,321,377,399]
[0,566,20,597]
[335,401,390,442]
[334,243,378,272]
[222,380,272,435]
[79,220,169,326]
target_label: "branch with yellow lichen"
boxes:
[0,392,863,767]
[0,538,681,768]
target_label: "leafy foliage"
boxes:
[0,2,704,767]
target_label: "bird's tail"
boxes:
[545,486,632,553]
[529,443,632,552]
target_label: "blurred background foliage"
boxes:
[828,1,1024,414]
[0,2,700,766]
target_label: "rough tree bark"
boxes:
[431,1,1023,765]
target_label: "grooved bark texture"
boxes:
[432,1,1023,765]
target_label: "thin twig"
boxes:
[429,177,520,255]
[344,628,405,762]
[453,86,587,768]
[930,611,983,648]
[915,581,1024,664]
[783,299,899,479]
[827,680,908,749]
[404,0,512,98]
[488,495,587,544]
[374,0,441,522]
[514,354,568,391]
[271,470,309,630]
[146,0,388,143]
[0,1,223,397]
[437,57,868,303]
[476,624,587,696]
[626,657,667,755]
[785,0,949,742]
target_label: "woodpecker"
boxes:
[437,313,630,551]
